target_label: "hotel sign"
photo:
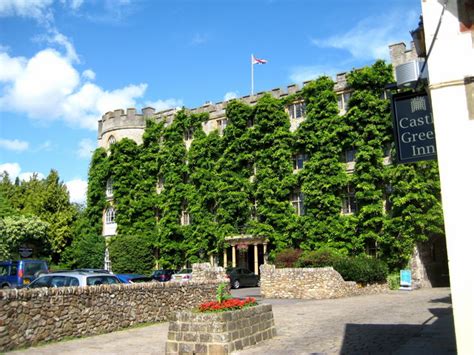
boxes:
[392,91,438,163]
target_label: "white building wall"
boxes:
[422,1,474,353]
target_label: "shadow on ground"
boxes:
[340,307,457,354]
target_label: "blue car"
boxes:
[116,273,147,284]
[0,260,49,288]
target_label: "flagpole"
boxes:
[251,54,254,96]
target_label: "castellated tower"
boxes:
[97,78,352,149]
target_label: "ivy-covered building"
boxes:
[88,56,447,287]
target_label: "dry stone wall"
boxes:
[260,264,388,299]
[0,281,220,352]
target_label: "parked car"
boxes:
[0,260,49,289]
[151,269,175,282]
[116,273,147,283]
[171,268,192,282]
[226,267,260,289]
[26,272,122,288]
[74,268,113,274]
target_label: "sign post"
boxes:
[392,91,438,163]
[400,269,412,290]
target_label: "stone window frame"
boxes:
[292,153,308,171]
[181,202,191,226]
[290,190,305,216]
[217,119,228,135]
[337,91,352,113]
[105,207,116,224]
[342,184,357,215]
[106,178,114,198]
[288,101,306,120]
[184,128,194,141]
[342,148,357,163]
[108,135,116,148]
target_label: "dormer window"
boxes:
[106,178,113,197]
[288,102,305,119]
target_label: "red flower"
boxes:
[198,297,257,313]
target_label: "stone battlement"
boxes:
[97,74,351,147]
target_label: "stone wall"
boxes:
[166,304,276,355]
[0,281,220,352]
[260,264,388,300]
[190,263,228,284]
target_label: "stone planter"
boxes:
[165,304,276,355]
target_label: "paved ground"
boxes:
[8,287,456,354]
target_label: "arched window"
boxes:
[108,135,116,147]
[105,207,116,224]
[106,178,113,197]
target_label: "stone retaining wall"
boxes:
[166,304,276,355]
[260,264,388,299]
[0,281,220,352]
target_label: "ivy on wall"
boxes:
[85,60,444,272]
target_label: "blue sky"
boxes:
[0,0,420,204]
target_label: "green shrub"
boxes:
[274,248,303,268]
[109,234,155,274]
[295,247,343,268]
[387,272,401,290]
[333,255,388,284]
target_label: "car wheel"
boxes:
[233,280,240,289]
[2,284,10,289]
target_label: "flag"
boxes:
[252,55,268,65]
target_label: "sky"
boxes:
[0,0,420,204]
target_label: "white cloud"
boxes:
[0,162,21,178]
[65,178,87,204]
[77,138,95,159]
[0,48,148,130]
[289,65,343,84]
[145,98,183,112]
[19,171,45,181]
[0,138,29,152]
[0,162,44,181]
[82,69,95,80]
[46,31,79,63]
[191,33,208,46]
[224,91,238,101]
[312,11,417,61]
[0,0,54,24]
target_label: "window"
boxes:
[156,176,165,193]
[181,203,190,226]
[217,119,227,135]
[365,239,378,257]
[337,92,352,112]
[108,135,116,147]
[342,185,357,214]
[250,197,258,220]
[290,191,305,216]
[105,207,116,224]
[288,102,305,119]
[184,128,193,141]
[343,148,357,163]
[293,154,308,170]
[106,178,113,197]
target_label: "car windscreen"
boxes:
[28,275,80,288]
[23,262,47,277]
[86,276,121,286]
[0,265,9,276]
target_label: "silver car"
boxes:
[27,272,122,288]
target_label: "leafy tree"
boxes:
[1,215,50,259]
[108,234,155,274]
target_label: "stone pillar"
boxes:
[223,248,227,268]
[263,243,268,264]
[254,244,259,275]
[232,245,236,267]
